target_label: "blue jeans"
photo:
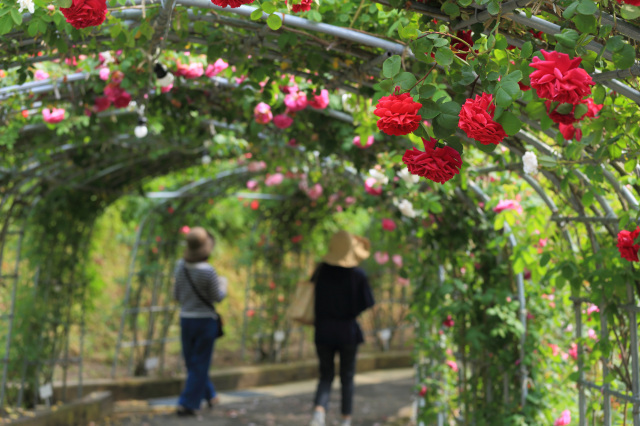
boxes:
[178,317,218,410]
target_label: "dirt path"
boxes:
[103,368,415,426]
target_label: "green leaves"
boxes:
[613,44,635,69]
[554,29,580,49]
[496,111,522,136]
[576,0,598,15]
[494,70,522,108]
[382,55,402,79]
[435,48,454,67]
[266,13,282,30]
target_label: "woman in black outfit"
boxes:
[309,230,375,426]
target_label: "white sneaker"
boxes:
[309,411,325,426]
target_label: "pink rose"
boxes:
[554,410,571,426]
[493,199,523,214]
[176,62,204,79]
[445,360,458,372]
[35,70,50,80]
[254,102,273,124]
[205,58,229,77]
[246,180,259,190]
[392,254,403,267]
[443,315,454,328]
[374,251,389,264]
[99,67,110,81]
[284,91,307,111]
[396,277,410,286]
[42,108,66,124]
[382,219,396,231]
[568,343,578,361]
[265,173,284,187]
[308,89,329,109]
[353,135,375,149]
[364,177,383,196]
[306,183,323,200]
[235,75,247,84]
[247,161,267,172]
[273,114,293,129]
[344,196,356,205]
[161,84,173,93]
[180,226,191,234]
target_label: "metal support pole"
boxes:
[628,282,640,426]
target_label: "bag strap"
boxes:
[183,266,217,316]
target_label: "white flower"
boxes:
[201,155,211,165]
[397,199,418,218]
[522,151,538,175]
[368,168,388,185]
[17,0,34,13]
[157,72,174,87]
[397,167,419,185]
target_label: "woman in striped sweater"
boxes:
[173,227,228,416]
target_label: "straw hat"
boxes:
[184,227,214,262]
[323,230,371,268]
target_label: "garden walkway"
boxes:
[101,368,414,426]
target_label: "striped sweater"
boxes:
[173,259,226,318]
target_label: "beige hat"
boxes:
[184,227,214,262]
[323,230,371,268]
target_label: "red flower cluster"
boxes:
[458,93,506,145]
[402,137,462,184]
[60,0,107,29]
[211,0,255,7]
[617,227,640,262]
[529,50,603,141]
[95,70,131,111]
[374,90,422,136]
[529,50,594,104]
[292,0,312,12]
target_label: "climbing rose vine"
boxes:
[374,91,422,136]
[402,137,462,184]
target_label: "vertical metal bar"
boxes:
[78,284,86,399]
[600,294,611,425]
[0,227,24,409]
[240,226,257,360]
[112,213,154,378]
[627,283,640,426]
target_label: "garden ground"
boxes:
[101,368,415,425]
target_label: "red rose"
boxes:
[292,0,312,12]
[373,91,422,136]
[617,0,640,5]
[402,137,462,184]
[458,93,506,145]
[60,0,107,29]
[211,0,255,7]
[546,101,586,125]
[529,30,545,40]
[113,91,131,108]
[585,98,603,118]
[617,227,640,262]
[518,81,531,91]
[558,123,582,141]
[529,50,594,104]
[94,96,110,112]
[452,30,477,60]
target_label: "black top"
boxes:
[312,262,375,345]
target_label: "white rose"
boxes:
[522,151,538,175]
[17,0,34,13]
[368,168,389,185]
[397,199,418,218]
[202,155,212,165]
[397,167,419,185]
